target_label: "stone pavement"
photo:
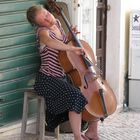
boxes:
[0,108,140,140]
[98,109,140,140]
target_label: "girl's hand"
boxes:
[71,25,80,35]
[67,25,80,41]
[69,46,85,55]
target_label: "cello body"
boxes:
[59,40,117,121]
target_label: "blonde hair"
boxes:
[26,5,44,26]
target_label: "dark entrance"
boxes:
[96,0,108,79]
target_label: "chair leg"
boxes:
[38,98,45,140]
[20,93,29,140]
[36,98,40,136]
[55,125,60,140]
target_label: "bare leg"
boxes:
[69,111,84,140]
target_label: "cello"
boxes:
[48,0,117,122]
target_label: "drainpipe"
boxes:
[123,72,129,111]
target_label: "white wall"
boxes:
[122,0,140,108]
[106,0,140,106]
[106,0,122,105]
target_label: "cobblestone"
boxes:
[0,109,140,140]
[98,109,140,140]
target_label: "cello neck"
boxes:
[60,11,93,67]
[60,10,83,48]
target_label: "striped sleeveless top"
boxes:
[36,19,67,77]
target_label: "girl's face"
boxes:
[35,8,56,27]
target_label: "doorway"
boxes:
[96,0,108,79]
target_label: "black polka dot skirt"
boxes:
[34,72,88,130]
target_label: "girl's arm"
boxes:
[39,29,84,55]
